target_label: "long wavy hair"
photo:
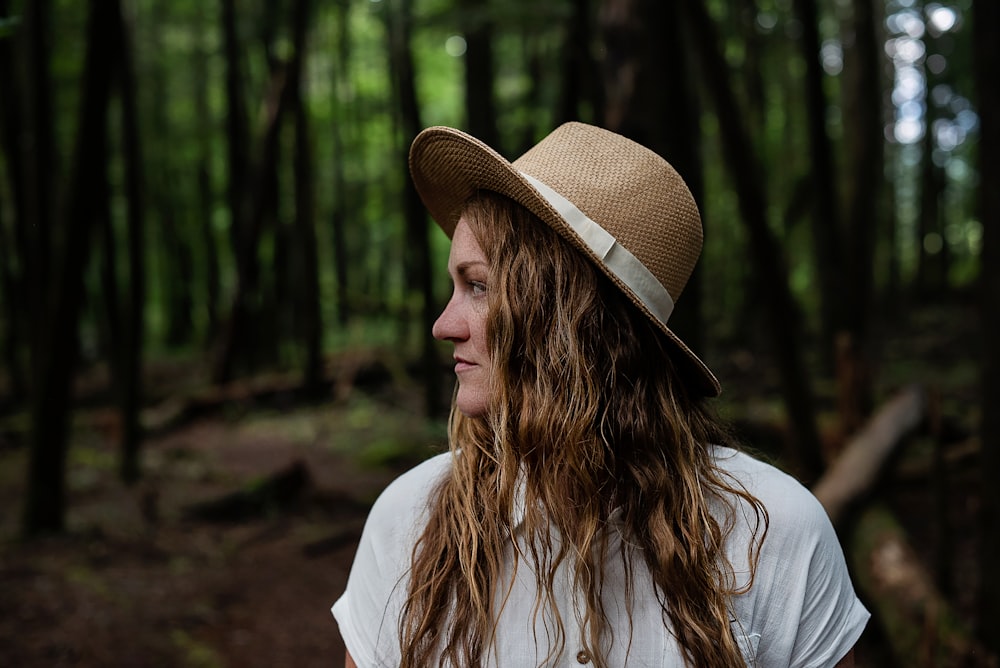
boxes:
[400,191,767,667]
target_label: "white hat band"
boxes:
[520,172,676,327]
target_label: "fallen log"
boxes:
[848,504,997,667]
[810,385,997,667]
[812,383,925,525]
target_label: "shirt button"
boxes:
[576,649,591,664]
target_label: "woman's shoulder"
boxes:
[710,445,829,530]
[370,450,453,513]
[363,450,453,536]
[713,447,870,664]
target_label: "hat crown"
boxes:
[512,122,702,304]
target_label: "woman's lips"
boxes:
[454,357,476,373]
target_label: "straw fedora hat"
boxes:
[409,122,720,397]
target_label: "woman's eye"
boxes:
[469,281,487,296]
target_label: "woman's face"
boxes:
[432,219,491,417]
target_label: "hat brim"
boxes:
[409,126,721,397]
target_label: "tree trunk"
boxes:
[257,175,283,367]
[599,0,705,357]
[194,0,220,339]
[516,34,545,154]
[557,0,601,128]
[838,0,883,425]
[329,125,351,326]
[289,0,324,393]
[330,0,352,327]
[213,0,250,382]
[20,0,55,349]
[0,0,27,401]
[813,388,994,665]
[973,0,1000,653]
[792,0,845,361]
[159,195,194,347]
[916,90,935,297]
[386,0,443,417]
[214,0,292,383]
[0,0,23,222]
[459,0,498,149]
[23,0,116,536]
[733,0,766,130]
[848,504,996,667]
[0,196,26,404]
[99,186,122,376]
[681,0,824,481]
[812,384,925,524]
[221,0,249,250]
[252,0,285,373]
[113,0,146,484]
[213,66,291,383]
[916,115,946,297]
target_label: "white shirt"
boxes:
[332,447,869,667]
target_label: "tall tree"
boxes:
[916,105,947,296]
[385,0,444,417]
[837,0,884,432]
[459,0,499,148]
[0,199,21,404]
[1,0,56,409]
[0,0,27,401]
[793,0,846,362]
[23,0,117,535]
[556,0,601,128]
[193,1,221,340]
[214,0,298,382]
[213,63,293,382]
[329,0,352,327]
[20,0,55,350]
[111,0,146,483]
[733,0,766,128]
[259,0,289,371]
[599,0,706,357]
[973,0,1000,653]
[916,12,950,299]
[220,0,250,246]
[681,0,824,481]
[288,0,325,392]
[213,0,252,382]
[515,31,546,154]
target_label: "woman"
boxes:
[333,123,869,667]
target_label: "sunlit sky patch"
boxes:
[885,3,966,147]
[927,4,958,33]
[445,35,466,57]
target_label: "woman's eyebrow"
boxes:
[453,260,488,276]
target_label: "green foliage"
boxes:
[0,0,986,517]
[331,392,447,467]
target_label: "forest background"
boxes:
[1,0,999,666]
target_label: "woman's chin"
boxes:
[455,392,489,418]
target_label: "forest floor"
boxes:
[0,299,989,667]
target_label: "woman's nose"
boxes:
[432,295,468,342]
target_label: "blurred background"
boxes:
[1,0,998,665]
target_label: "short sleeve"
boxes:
[718,449,870,668]
[331,452,452,667]
[763,494,869,666]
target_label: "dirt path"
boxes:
[0,402,414,668]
